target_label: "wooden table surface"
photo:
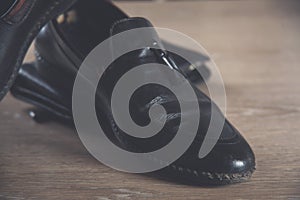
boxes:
[0,0,299,199]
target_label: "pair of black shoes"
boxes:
[1,0,255,185]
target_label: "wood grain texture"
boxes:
[0,0,299,199]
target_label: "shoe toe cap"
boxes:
[159,122,256,185]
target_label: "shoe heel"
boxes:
[11,60,73,123]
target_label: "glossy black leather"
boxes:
[11,0,255,185]
[0,0,18,18]
[0,0,76,101]
[39,0,210,84]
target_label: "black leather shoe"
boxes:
[11,1,255,185]
[0,0,77,101]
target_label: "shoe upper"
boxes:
[0,0,76,100]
